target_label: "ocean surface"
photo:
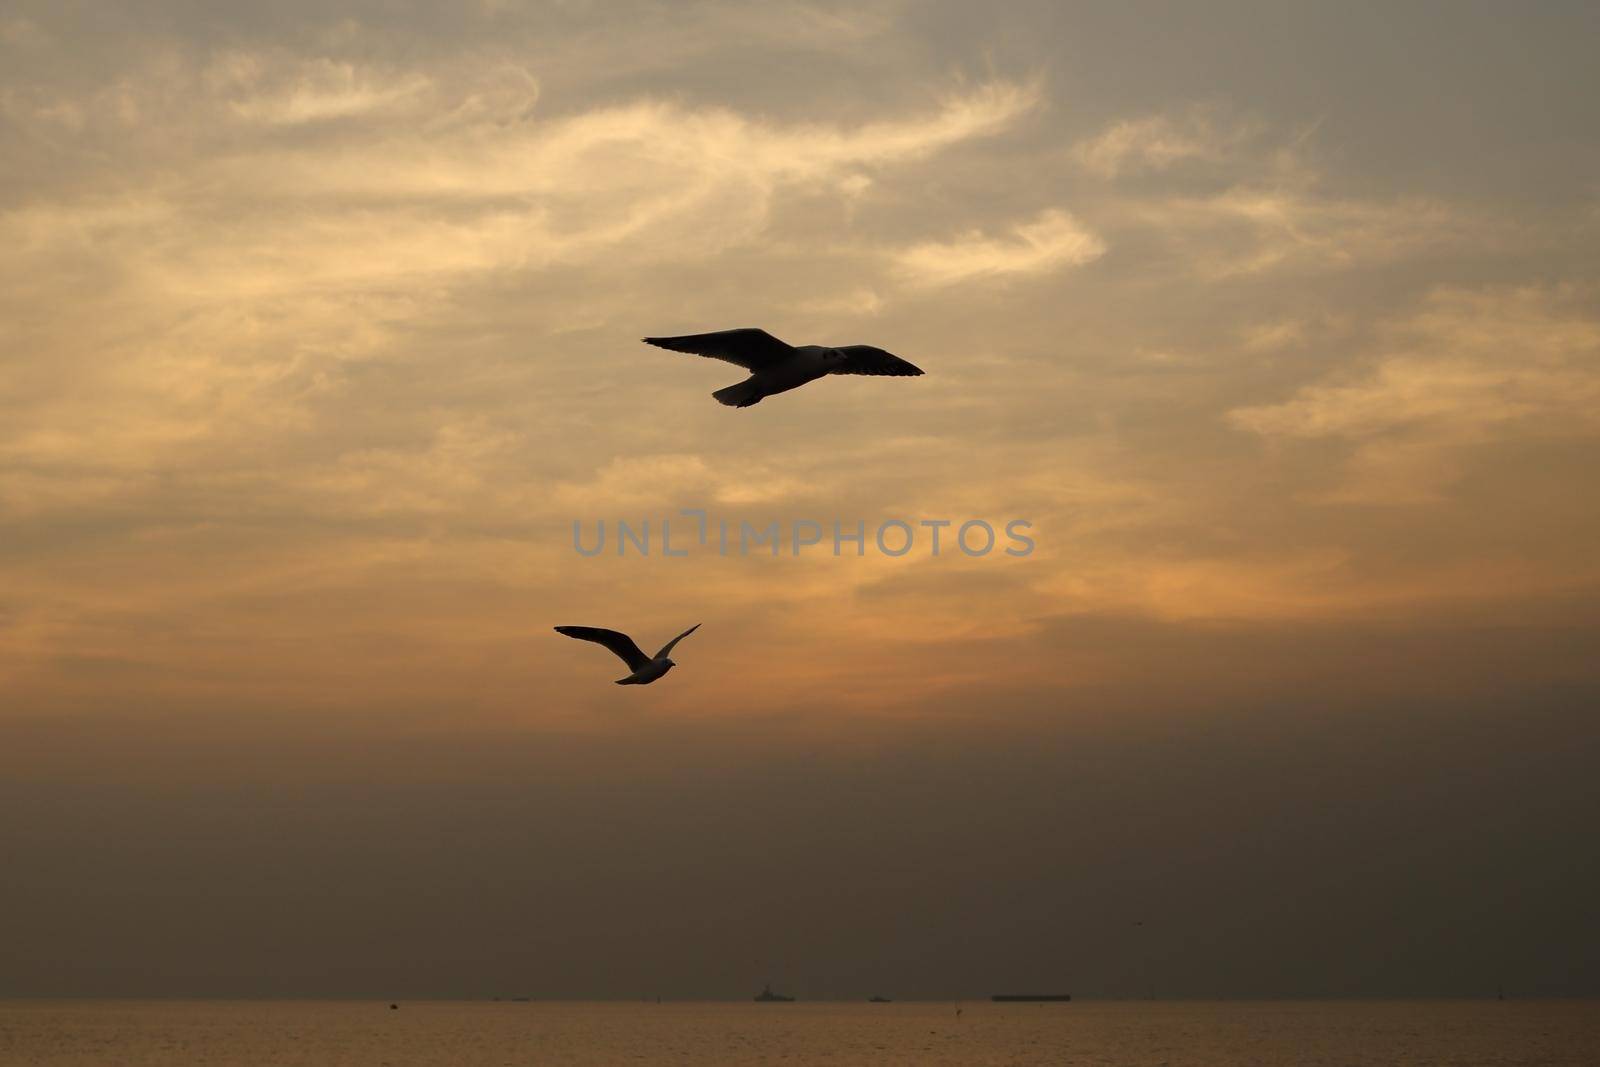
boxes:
[1,998,1596,1066]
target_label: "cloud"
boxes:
[1231,286,1600,441]
[0,14,46,49]
[5,59,1037,295]
[217,56,439,126]
[1228,285,1600,500]
[1064,106,1505,281]
[1073,108,1251,178]
[1112,186,1492,280]
[790,287,884,316]
[2,25,1597,726]
[0,57,1039,532]
[892,208,1105,286]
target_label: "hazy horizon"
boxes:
[2,1,1597,1001]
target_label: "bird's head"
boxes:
[662,658,677,670]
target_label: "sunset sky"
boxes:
[2,1,1597,998]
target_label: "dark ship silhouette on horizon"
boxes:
[753,983,795,1002]
[991,993,1072,1002]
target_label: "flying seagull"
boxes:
[554,623,701,685]
[643,328,923,407]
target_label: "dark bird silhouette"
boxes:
[554,623,700,685]
[643,328,923,407]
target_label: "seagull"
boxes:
[643,328,923,407]
[554,623,701,685]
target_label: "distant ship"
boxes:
[991,993,1071,1002]
[868,996,892,1003]
[754,983,795,1002]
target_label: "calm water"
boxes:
[1,999,1596,1066]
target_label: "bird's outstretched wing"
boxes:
[642,329,794,371]
[555,626,650,671]
[652,623,701,660]
[831,345,924,377]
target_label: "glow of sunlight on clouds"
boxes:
[0,58,1039,537]
[1073,108,1247,178]
[893,208,1105,286]
[1066,111,1500,282]
[1,10,1597,726]
[1229,286,1600,502]
[3,60,1038,303]
[220,56,440,125]
[1118,188,1484,280]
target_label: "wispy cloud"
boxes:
[0,57,1040,532]
[1,15,1597,722]
[893,208,1105,286]
[1229,285,1600,501]
[1073,107,1253,178]
[5,59,1038,293]
[218,56,439,125]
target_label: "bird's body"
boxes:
[554,623,700,685]
[712,344,834,407]
[642,328,923,407]
[617,657,675,685]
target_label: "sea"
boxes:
[1,998,1596,1066]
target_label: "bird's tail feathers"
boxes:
[713,379,764,408]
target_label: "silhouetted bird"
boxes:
[554,623,700,685]
[643,328,923,407]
